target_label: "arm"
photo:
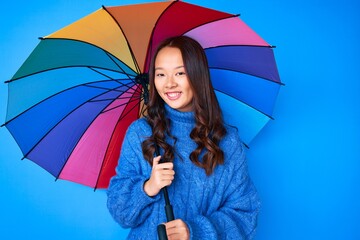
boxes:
[187,144,260,239]
[106,123,160,228]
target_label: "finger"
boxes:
[165,225,177,235]
[166,227,187,239]
[167,232,182,240]
[159,171,175,182]
[160,169,175,176]
[152,156,162,166]
[166,219,188,233]
[157,162,174,170]
[165,219,182,229]
[160,175,174,184]
[159,170,174,181]
[161,180,173,188]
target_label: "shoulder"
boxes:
[128,117,151,132]
[222,125,245,151]
[220,125,246,166]
[125,118,152,140]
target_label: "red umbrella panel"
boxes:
[3,0,281,189]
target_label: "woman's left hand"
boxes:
[165,219,190,240]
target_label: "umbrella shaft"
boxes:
[163,187,170,205]
[163,187,174,221]
[165,203,174,222]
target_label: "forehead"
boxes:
[155,47,184,68]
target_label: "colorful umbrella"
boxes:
[3,0,281,189]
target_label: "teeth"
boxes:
[167,92,180,98]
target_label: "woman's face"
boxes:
[154,47,194,112]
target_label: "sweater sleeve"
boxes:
[106,122,160,228]
[187,143,260,240]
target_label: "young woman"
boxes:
[107,36,260,240]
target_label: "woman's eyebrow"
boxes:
[155,65,184,71]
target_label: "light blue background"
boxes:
[1,0,359,239]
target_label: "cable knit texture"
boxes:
[107,105,260,239]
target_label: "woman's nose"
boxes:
[165,76,177,88]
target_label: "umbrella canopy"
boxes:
[3,0,281,189]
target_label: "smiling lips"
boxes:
[166,92,182,100]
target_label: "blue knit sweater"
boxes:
[107,105,260,239]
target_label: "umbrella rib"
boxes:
[215,88,275,120]
[5,37,139,83]
[6,37,138,83]
[145,6,238,71]
[94,84,143,189]
[88,66,136,79]
[205,44,276,50]
[101,95,142,114]
[18,84,133,160]
[115,78,142,94]
[85,49,139,87]
[144,0,179,72]
[55,86,143,183]
[6,65,130,83]
[87,94,137,103]
[101,51,139,81]
[182,14,240,37]
[118,97,144,122]
[83,80,136,94]
[3,78,134,126]
[100,83,142,114]
[209,66,284,86]
[90,95,140,103]
[43,37,137,76]
[79,74,138,92]
[102,6,141,74]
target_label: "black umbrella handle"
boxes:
[157,224,168,240]
[155,144,175,240]
[162,187,174,221]
[155,144,175,221]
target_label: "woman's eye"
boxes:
[177,72,186,76]
[156,73,165,77]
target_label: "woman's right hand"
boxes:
[144,156,175,197]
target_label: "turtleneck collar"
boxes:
[164,104,195,124]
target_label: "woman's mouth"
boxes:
[166,92,181,100]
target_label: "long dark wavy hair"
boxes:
[141,36,227,175]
